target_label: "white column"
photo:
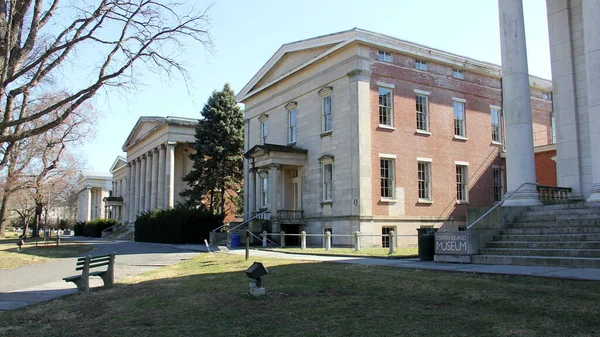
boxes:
[583,0,600,202]
[269,164,279,216]
[140,155,147,212]
[157,145,166,209]
[165,141,176,208]
[145,151,152,211]
[151,147,159,209]
[498,0,541,206]
[248,168,256,216]
[85,187,92,221]
[128,162,135,223]
[135,157,142,216]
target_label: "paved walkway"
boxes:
[164,244,600,281]
[0,237,201,311]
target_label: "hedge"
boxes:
[135,207,222,244]
[74,219,119,238]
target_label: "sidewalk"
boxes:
[168,244,600,281]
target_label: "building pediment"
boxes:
[110,156,128,172]
[245,144,307,168]
[122,116,199,152]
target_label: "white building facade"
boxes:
[76,172,112,222]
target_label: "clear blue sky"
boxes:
[77,0,551,172]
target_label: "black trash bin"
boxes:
[417,228,438,261]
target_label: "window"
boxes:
[323,163,333,202]
[288,107,297,144]
[453,101,466,137]
[260,120,268,145]
[377,50,392,62]
[418,162,431,201]
[491,108,501,142]
[456,165,468,202]
[382,227,395,248]
[379,87,393,126]
[493,168,504,202]
[415,59,428,71]
[542,92,552,100]
[380,159,394,198]
[416,94,429,131]
[322,95,332,132]
[259,172,268,208]
[453,69,464,79]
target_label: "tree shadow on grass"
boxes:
[3,244,92,259]
[1,254,600,337]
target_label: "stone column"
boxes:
[157,145,166,209]
[248,168,256,217]
[128,162,135,224]
[269,164,279,216]
[151,147,159,209]
[135,157,142,217]
[498,0,541,206]
[583,0,600,202]
[145,151,152,211]
[85,187,92,221]
[165,141,176,208]
[140,154,147,213]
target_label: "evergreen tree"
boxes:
[182,84,244,218]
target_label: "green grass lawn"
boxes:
[263,247,418,258]
[0,239,91,270]
[1,253,600,337]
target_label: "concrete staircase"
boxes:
[472,202,600,268]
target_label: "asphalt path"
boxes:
[0,237,201,311]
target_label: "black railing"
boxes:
[277,210,304,220]
[537,185,572,204]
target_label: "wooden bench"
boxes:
[63,252,116,293]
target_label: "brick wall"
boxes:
[535,149,557,186]
[368,48,553,219]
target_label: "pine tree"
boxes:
[182,84,244,218]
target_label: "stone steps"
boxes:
[527,203,600,212]
[522,208,600,217]
[495,233,600,241]
[487,241,600,249]
[480,248,600,258]
[505,226,600,235]
[471,255,600,269]
[508,219,600,228]
[515,213,600,222]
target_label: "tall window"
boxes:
[382,227,394,248]
[416,95,429,131]
[378,50,392,62]
[288,107,297,144]
[323,163,333,202]
[322,95,332,132]
[453,69,464,79]
[260,120,268,145]
[493,168,504,202]
[418,162,431,201]
[491,108,501,142]
[456,165,468,202]
[453,101,466,137]
[415,59,428,71]
[379,87,393,126]
[380,159,394,198]
[259,172,268,208]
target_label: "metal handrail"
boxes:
[101,222,123,235]
[227,210,269,232]
[210,211,259,233]
[467,182,538,230]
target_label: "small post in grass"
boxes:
[301,231,306,250]
[325,231,331,251]
[227,231,232,249]
[245,230,250,261]
[388,231,396,255]
[354,231,360,251]
[280,231,285,248]
[262,231,267,247]
[56,231,61,246]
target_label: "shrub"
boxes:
[84,218,119,238]
[135,206,222,244]
[73,221,86,236]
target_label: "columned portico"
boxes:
[498,0,541,207]
[583,0,600,202]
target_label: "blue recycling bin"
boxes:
[231,234,241,247]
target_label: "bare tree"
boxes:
[0,0,212,169]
